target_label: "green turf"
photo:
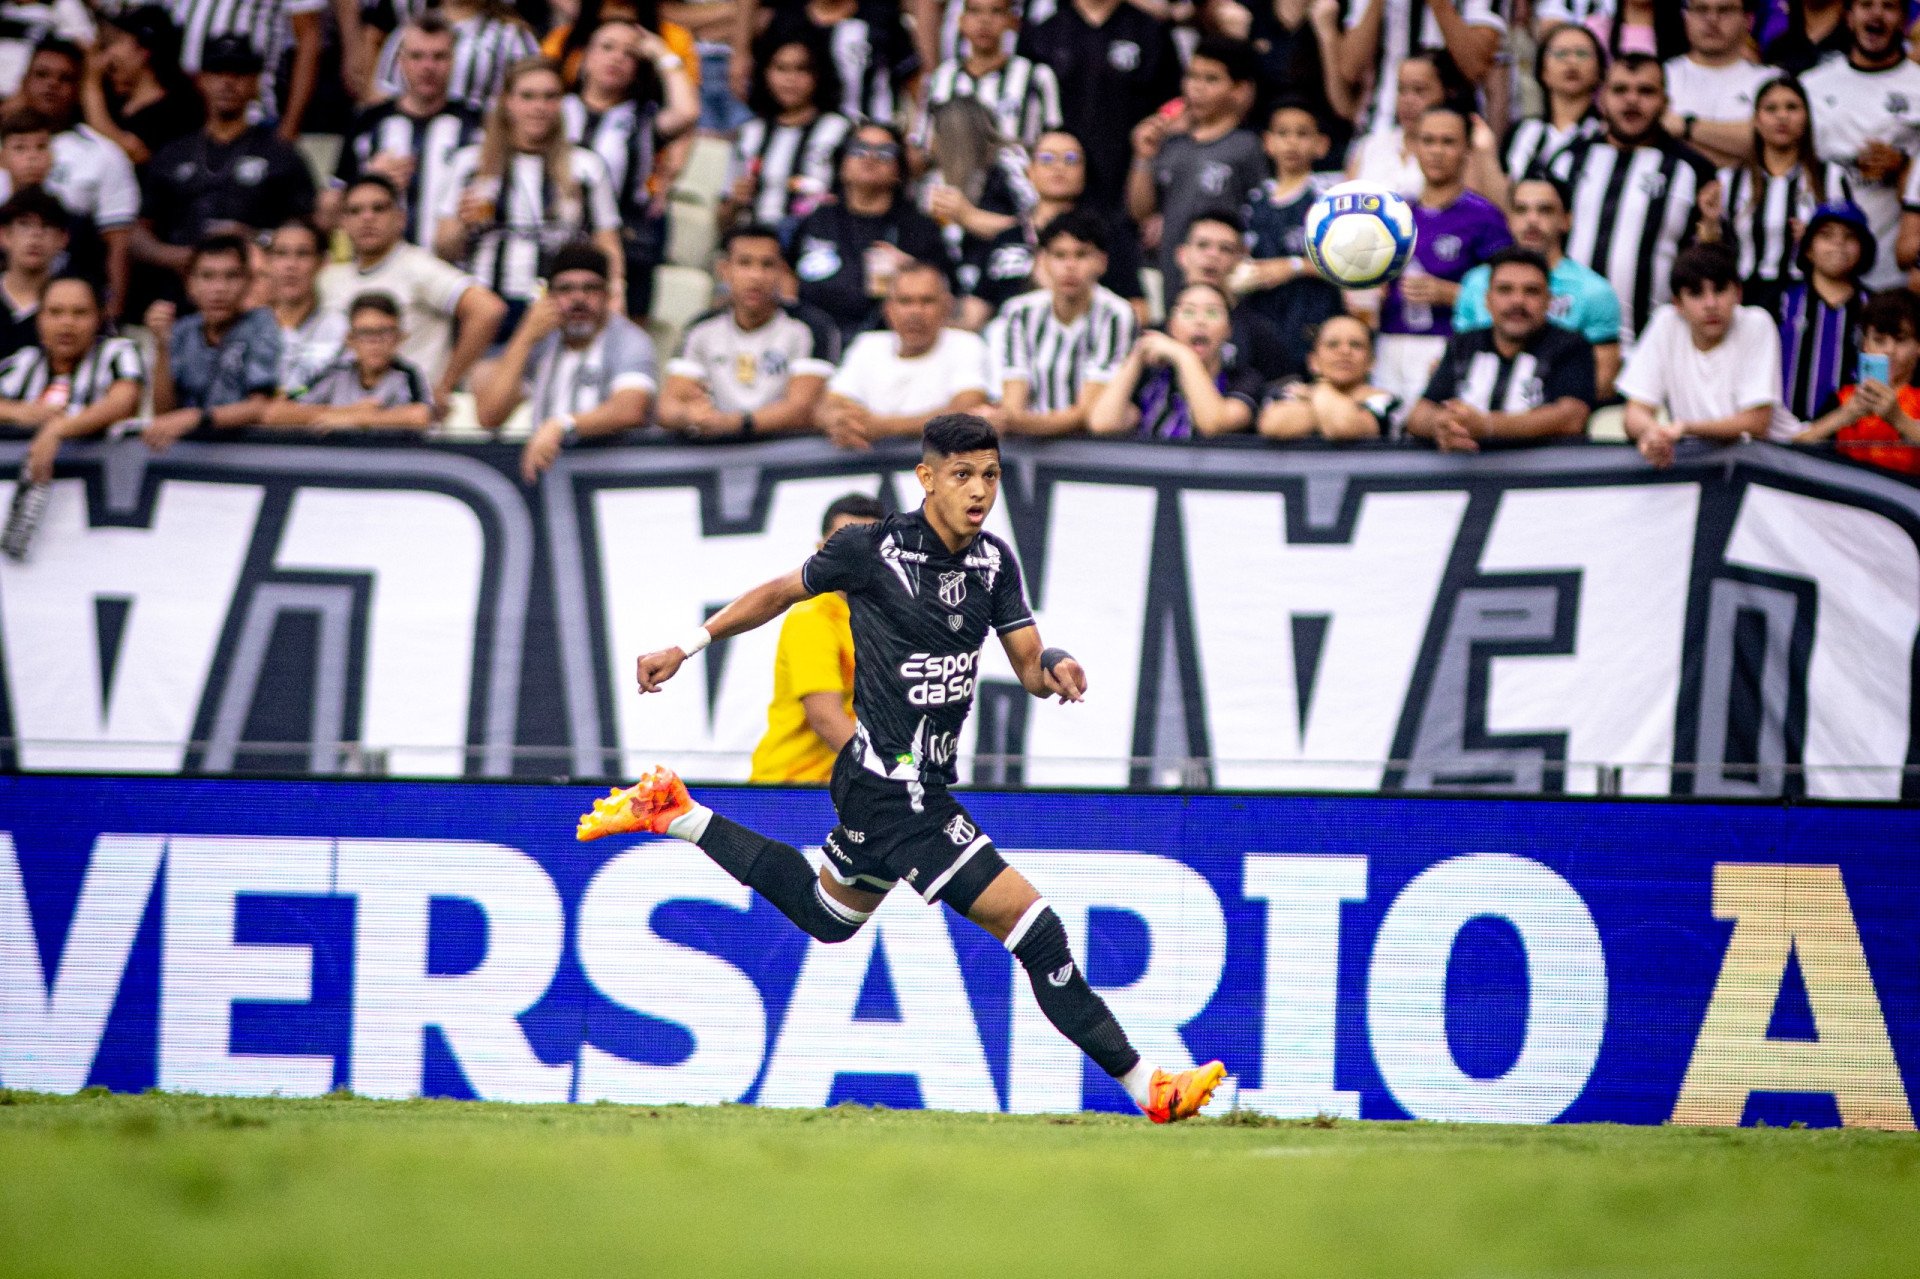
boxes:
[1,1090,1915,1278]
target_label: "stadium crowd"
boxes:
[1,0,1919,481]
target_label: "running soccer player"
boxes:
[579,411,1226,1123]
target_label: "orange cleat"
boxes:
[1142,1060,1228,1124]
[575,767,696,841]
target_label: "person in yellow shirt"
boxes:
[748,493,884,782]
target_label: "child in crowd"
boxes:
[1235,99,1343,379]
[1257,314,1397,440]
[1796,288,1920,474]
[0,188,67,359]
[1778,201,1872,423]
[1089,281,1261,440]
[262,294,436,433]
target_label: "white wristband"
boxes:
[678,624,712,657]
[655,53,684,72]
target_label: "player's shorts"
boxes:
[821,744,1008,913]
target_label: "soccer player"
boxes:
[580,412,1227,1124]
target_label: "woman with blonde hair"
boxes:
[924,97,1035,330]
[436,58,625,327]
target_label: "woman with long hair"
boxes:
[1504,23,1606,183]
[1089,282,1262,440]
[373,0,541,111]
[1257,314,1397,440]
[0,277,143,485]
[1345,50,1473,197]
[924,97,1036,330]
[563,18,698,316]
[1590,0,1687,60]
[1723,76,1852,310]
[719,35,850,235]
[547,0,698,88]
[436,58,624,323]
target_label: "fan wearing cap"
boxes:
[1778,201,1873,425]
[131,34,315,295]
[472,241,658,485]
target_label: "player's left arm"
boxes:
[999,625,1087,704]
[636,569,813,692]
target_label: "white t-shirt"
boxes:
[1615,303,1797,441]
[1801,57,1920,289]
[1663,57,1775,124]
[828,328,989,415]
[319,244,481,386]
[0,127,139,230]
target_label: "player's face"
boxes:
[1028,133,1085,200]
[399,30,455,101]
[1674,279,1739,344]
[885,268,950,353]
[101,27,147,90]
[1182,57,1235,120]
[1,132,53,188]
[265,226,323,301]
[842,127,902,193]
[1509,181,1568,253]
[918,449,1000,534]
[1414,113,1468,186]
[22,52,77,120]
[343,185,403,254]
[187,251,249,324]
[1042,234,1103,298]
[1167,285,1230,363]
[1602,65,1666,141]
[347,308,402,376]
[1394,58,1444,131]
[1862,322,1920,385]
[1487,264,1550,341]
[720,236,785,314]
[36,279,97,364]
[1307,315,1372,389]
[0,213,64,273]
[1806,222,1864,280]
[199,70,258,122]
[1753,84,1808,152]
[1849,0,1904,60]
[959,0,1013,56]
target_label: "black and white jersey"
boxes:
[1343,0,1506,131]
[730,112,851,225]
[1420,325,1597,422]
[991,285,1136,413]
[801,509,1035,789]
[338,100,482,249]
[562,95,657,221]
[920,55,1063,148]
[437,144,621,302]
[0,336,144,408]
[934,0,1059,62]
[1547,133,1716,346]
[767,3,919,124]
[1504,112,1602,183]
[167,0,323,106]
[373,12,540,112]
[1722,161,1852,289]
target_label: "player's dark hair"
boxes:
[1185,206,1245,240]
[1416,103,1472,138]
[548,239,610,280]
[1485,246,1552,285]
[722,221,787,261]
[0,186,67,230]
[404,9,454,39]
[821,492,885,534]
[189,231,252,272]
[1037,208,1108,254]
[272,215,325,250]
[1669,242,1740,296]
[1861,288,1920,340]
[1310,312,1375,351]
[923,412,1000,458]
[1190,35,1258,85]
[347,291,401,321]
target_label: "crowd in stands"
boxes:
[0,0,1918,481]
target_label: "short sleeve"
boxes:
[104,337,144,384]
[1732,311,1782,410]
[945,331,990,397]
[1613,309,1673,405]
[794,304,841,373]
[1578,279,1622,345]
[989,543,1034,635]
[579,149,620,229]
[828,334,878,400]
[90,138,139,228]
[802,521,877,596]
[0,348,38,399]
[779,604,851,698]
[1542,335,1597,407]
[665,318,712,383]
[1421,343,1464,404]
[997,306,1034,384]
[243,320,284,396]
[1452,267,1491,331]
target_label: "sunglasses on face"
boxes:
[847,141,900,161]
[1034,149,1083,165]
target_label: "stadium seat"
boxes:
[674,135,734,209]
[1587,404,1628,443]
[1141,267,1164,325]
[647,264,714,358]
[297,134,343,189]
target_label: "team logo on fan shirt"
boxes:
[795,237,841,282]
[235,156,269,186]
[938,570,966,608]
[1108,39,1140,71]
[1433,234,1463,262]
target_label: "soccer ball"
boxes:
[1304,181,1418,289]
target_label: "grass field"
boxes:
[1,1090,1915,1278]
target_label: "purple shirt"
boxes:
[1381,190,1512,338]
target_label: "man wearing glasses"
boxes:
[1025,129,1147,324]
[261,293,436,433]
[473,240,659,483]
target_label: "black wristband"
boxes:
[740,411,755,436]
[1040,646,1072,675]
[196,408,212,432]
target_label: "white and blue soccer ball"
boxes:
[1304,181,1418,290]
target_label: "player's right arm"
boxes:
[636,569,812,693]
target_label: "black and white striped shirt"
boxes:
[991,285,1136,414]
[1504,112,1603,183]
[1721,161,1853,291]
[374,13,539,112]
[0,336,144,408]
[1547,134,1716,347]
[1343,0,1506,132]
[562,95,658,222]
[437,145,622,302]
[920,55,1063,148]
[730,112,852,225]
[769,6,917,124]
[338,101,482,249]
[167,0,323,108]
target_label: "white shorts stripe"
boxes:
[923,832,993,902]
[1003,898,1050,952]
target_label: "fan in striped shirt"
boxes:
[985,210,1135,436]
[1544,53,1719,350]
[1502,23,1607,185]
[371,0,539,112]
[166,0,325,131]
[917,0,1062,149]
[763,0,919,124]
[0,277,143,483]
[1720,76,1852,312]
[721,36,851,234]
[338,13,482,251]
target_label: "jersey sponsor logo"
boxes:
[961,538,1003,589]
[1517,376,1545,410]
[987,244,1033,280]
[1047,962,1075,987]
[823,831,853,864]
[879,536,926,595]
[843,827,866,843]
[938,570,967,608]
[900,650,978,705]
[944,813,976,845]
